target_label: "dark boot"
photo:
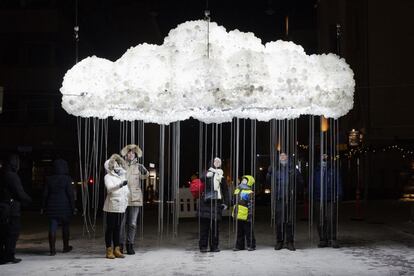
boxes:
[62,227,73,253]
[286,242,296,251]
[330,240,340,248]
[318,240,328,248]
[2,256,21,264]
[274,241,283,250]
[199,247,208,253]
[48,233,56,256]
[126,243,135,255]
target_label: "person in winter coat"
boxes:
[233,175,256,251]
[0,154,31,265]
[198,157,229,253]
[42,159,75,256]
[267,152,303,251]
[314,154,343,248]
[119,144,148,255]
[103,154,129,259]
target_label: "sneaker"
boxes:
[233,247,243,251]
[247,247,256,251]
[286,242,296,251]
[274,242,283,250]
[210,248,220,253]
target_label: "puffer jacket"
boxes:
[125,159,148,207]
[233,175,255,222]
[103,154,129,213]
[43,159,74,218]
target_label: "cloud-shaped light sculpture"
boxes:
[60,20,355,124]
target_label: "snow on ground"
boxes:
[1,201,414,276]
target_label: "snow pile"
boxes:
[60,20,355,124]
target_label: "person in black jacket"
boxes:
[267,153,303,251]
[0,154,31,265]
[42,159,75,256]
[198,157,229,253]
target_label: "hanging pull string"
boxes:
[250,119,257,249]
[158,125,165,241]
[336,119,340,241]
[308,115,315,243]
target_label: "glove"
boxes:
[221,204,228,210]
[137,164,149,175]
[120,180,128,188]
[73,208,78,216]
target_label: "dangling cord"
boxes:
[140,120,145,241]
[103,118,108,235]
[166,125,171,236]
[198,122,203,244]
[172,122,181,238]
[228,119,233,247]
[334,119,342,242]
[233,118,240,247]
[319,116,325,242]
[309,115,315,244]
[250,119,257,249]
[329,118,334,242]
[158,125,165,242]
[77,117,87,236]
[270,119,275,228]
[243,119,246,175]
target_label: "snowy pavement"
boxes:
[1,201,414,276]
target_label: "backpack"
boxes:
[189,178,205,199]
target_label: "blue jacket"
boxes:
[313,164,343,202]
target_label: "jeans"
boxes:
[120,206,140,245]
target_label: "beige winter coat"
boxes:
[126,159,149,206]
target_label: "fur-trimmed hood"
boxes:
[120,144,142,158]
[104,154,126,174]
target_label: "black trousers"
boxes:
[235,220,256,249]
[48,216,71,248]
[315,201,338,242]
[275,200,294,243]
[199,217,220,250]
[0,216,21,261]
[105,212,124,248]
